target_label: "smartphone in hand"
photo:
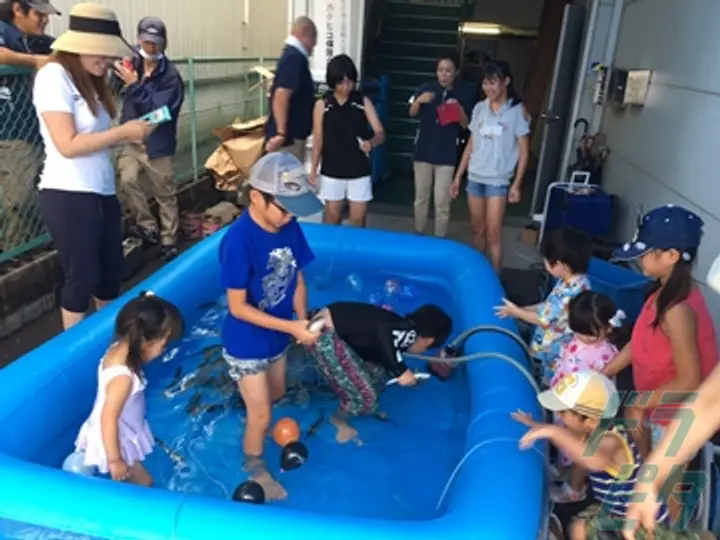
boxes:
[139,106,172,125]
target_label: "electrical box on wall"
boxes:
[609,69,652,106]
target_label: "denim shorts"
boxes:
[223,349,286,381]
[466,181,509,199]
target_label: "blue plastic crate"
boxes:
[588,257,651,323]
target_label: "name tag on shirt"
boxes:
[478,123,503,138]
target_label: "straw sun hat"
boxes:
[51,2,133,58]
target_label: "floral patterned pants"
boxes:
[304,329,390,416]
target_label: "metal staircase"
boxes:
[368,0,467,177]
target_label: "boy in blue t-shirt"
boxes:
[219,152,324,501]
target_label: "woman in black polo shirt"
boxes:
[310,54,385,227]
[409,51,472,238]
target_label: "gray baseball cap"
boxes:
[27,0,60,15]
[137,16,166,44]
[248,152,324,217]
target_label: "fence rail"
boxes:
[0,56,278,265]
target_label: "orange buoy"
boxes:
[272,418,300,447]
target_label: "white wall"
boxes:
[573,0,622,135]
[45,0,288,59]
[600,0,720,324]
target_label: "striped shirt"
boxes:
[588,425,669,524]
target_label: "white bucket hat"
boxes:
[51,2,132,59]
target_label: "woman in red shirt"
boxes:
[603,204,718,524]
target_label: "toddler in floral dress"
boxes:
[550,291,624,503]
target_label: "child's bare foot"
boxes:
[252,470,288,501]
[330,412,360,444]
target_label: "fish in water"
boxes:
[213,371,236,396]
[185,393,203,415]
[205,403,225,414]
[199,300,223,311]
[306,412,325,437]
[164,354,228,397]
[155,437,187,467]
[199,345,223,365]
[167,366,184,389]
[373,412,397,427]
[228,393,245,410]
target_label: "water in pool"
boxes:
[142,271,470,520]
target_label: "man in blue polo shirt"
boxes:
[115,16,185,261]
[264,16,316,163]
[0,0,59,252]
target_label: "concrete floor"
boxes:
[0,210,541,366]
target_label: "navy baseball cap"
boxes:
[248,152,324,217]
[613,204,704,262]
[27,0,60,15]
[137,16,166,44]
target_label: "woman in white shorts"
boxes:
[310,54,384,227]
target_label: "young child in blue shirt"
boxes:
[219,152,324,501]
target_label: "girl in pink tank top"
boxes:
[74,293,184,486]
[604,205,718,458]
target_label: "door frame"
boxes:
[529,3,587,218]
[558,0,625,179]
[530,0,625,219]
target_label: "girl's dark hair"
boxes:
[0,1,30,23]
[115,293,185,374]
[437,50,460,70]
[482,60,522,106]
[406,304,453,346]
[648,249,696,328]
[568,291,618,337]
[326,54,358,88]
[541,227,593,275]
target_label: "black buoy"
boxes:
[280,441,309,472]
[232,480,265,504]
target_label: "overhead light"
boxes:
[461,23,502,35]
[460,22,538,37]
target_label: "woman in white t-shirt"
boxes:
[33,3,152,330]
[451,61,530,273]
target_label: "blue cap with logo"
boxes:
[137,16,167,45]
[248,152,324,217]
[613,204,704,262]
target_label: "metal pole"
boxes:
[188,57,199,182]
[259,56,265,117]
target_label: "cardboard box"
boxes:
[205,116,267,192]
[519,225,539,247]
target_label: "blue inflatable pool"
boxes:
[0,224,546,539]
